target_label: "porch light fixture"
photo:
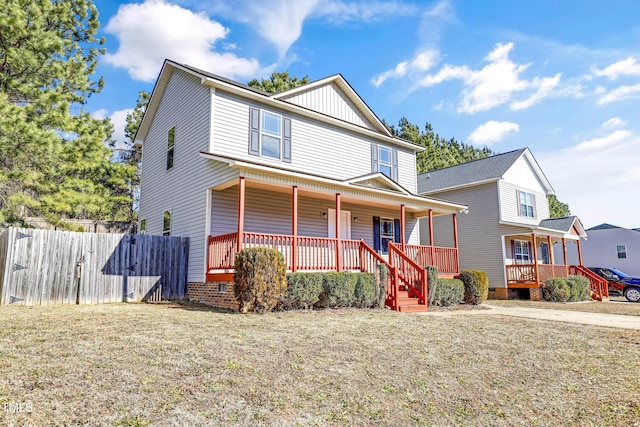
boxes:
[322,212,327,218]
[353,216,358,222]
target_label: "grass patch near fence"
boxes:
[0,303,639,426]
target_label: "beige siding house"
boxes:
[137,60,467,311]
[417,148,595,300]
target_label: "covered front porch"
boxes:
[503,217,608,300]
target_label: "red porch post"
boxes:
[237,176,245,253]
[531,233,539,284]
[292,186,298,272]
[400,204,406,252]
[547,235,554,276]
[336,193,342,272]
[577,239,584,266]
[428,209,434,266]
[452,213,459,273]
[562,237,568,275]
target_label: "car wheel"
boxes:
[624,287,640,302]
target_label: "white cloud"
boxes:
[104,0,269,82]
[601,117,626,129]
[316,0,418,24]
[597,83,640,105]
[109,109,134,149]
[371,49,439,87]
[537,132,640,229]
[572,130,632,151]
[592,56,640,80]
[418,42,562,114]
[467,120,519,145]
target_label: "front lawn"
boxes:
[487,298,640,317]
[0,303,638,426]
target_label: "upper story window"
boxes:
[162,210,171,236]
[249,107,291,162]
[371,143,398,181]
[617,244,627,259]
[166,126,175,170]
[518,190,535,218]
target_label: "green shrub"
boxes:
[283,273,324,310]
[566,275,590,301]
[375,264,389,308]
[355,273,377,308]
[429,278,464,307]
[543,278,569,302]
[233,247,287,313]
[466,270,489,302]
[317,272,357,308]
[457,271,479,305]
[425,265,438,305]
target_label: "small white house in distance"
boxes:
[555,224,640,277]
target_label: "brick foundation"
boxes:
[187,281,237,310]
[487,287,508,300]
[529,287,543,301]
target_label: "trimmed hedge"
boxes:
[456,271,479,305]
[319,272,358,307]
[283,273,323,310]
[355,273,377,308]
[234,247,287,313]
[430,278,464,307]
[465,270,489,302]
[542,278,570,302]
[543,276,591,302]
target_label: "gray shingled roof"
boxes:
[587,223,620,231]
[417,149,527,193]
[538,216,579,232]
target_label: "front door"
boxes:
[327,209,351,239]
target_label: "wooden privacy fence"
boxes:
[0,227,189,306]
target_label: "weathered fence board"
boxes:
[0,227,189,306]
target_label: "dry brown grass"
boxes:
[486,298,640,317]
[0,302,639,426]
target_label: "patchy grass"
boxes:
[0,302,638,426]
[487,298,640,317]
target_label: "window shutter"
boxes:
[394,219,401,243]
[371,143,379,172]
[283,117,292,163]
[516,190,522,216]
[511,240,516,260]
[392,149,399,182]
[373,216,381,252]
[532,193,537,218]
[249,107,260,155]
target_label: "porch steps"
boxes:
[395,289,427,312]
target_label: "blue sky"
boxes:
[90,0,640,229]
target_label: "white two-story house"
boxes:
[417,148,606,300]
[136,60,467,311]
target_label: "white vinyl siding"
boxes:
[139,69,218,282]
[210,186,419,247]
[278,82,375,130]
[211,91,418,193]
[498,181,549,225]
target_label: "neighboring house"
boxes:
[557,224,640,277]
[416,148,601,300]
[136,60,468,311]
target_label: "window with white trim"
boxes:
[371,143,398,181]
[166,126,175,170]
[380,218,394,255]
[514,240,531,264]
[248,107,292,162]
[617,244,627,259]
[378,147,392,178]
[261,111,282,159]
[162,210,171,236]
[518,190,535,218]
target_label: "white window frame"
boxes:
[139,218,146,235]
[162,210,171,236]
[378,146,392,178]
[617,244,627,259]
[514,240,531,264]
[166,126,175,170]
[518,190,535,218]
[260,110,282,159]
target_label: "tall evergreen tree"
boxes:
[0,0,132,228]
[247,71,310,94]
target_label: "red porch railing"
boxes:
[389,242,427,307]
[569,265,609,301]
[403,244,459,274]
